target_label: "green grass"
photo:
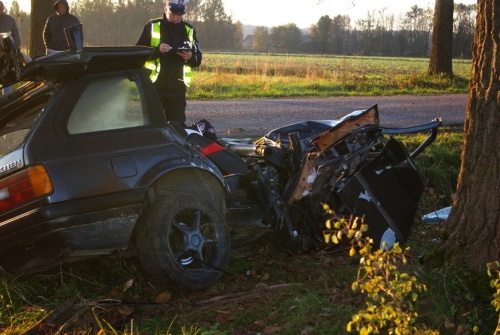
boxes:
[397,125,463,213]
[1,124,497,333]
[187,53,472,99]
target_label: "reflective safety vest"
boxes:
[144,19,194,87]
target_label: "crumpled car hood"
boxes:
[263,105,380,148]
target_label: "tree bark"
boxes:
[428,0,454,76]
[441,0,500,271]
[29,0,54,57]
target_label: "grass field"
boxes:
[189,53,472,99]
[2,127,498,335]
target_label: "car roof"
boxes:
[20,46,154,82]
[0,25,154,88]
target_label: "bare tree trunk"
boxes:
[29,0,54,57]
[428,0,454,76]
[441,0,500,271]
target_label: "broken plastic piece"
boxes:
[421,206,452,223]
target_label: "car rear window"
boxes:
[67,76,150,135]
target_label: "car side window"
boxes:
[67,76,149,135]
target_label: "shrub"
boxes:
[487,261,500,335]
[322,205,438,334]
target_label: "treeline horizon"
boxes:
[8,0,475,59]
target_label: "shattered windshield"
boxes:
[0,82,56,157]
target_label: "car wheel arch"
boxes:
[128,167,227,248]
[138,157,229,195]
[150,168,227,210]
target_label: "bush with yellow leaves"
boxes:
[322,204,438,335]
[488,261,500,335]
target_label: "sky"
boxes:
[7,0,478,28]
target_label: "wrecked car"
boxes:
[0,28,230,291]
[0,26,441,291]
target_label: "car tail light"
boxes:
[0,165,53,212]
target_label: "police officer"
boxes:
[136,0,202,124]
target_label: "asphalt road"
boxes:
[185,93,468,138]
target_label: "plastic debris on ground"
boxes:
[421,206,452,224]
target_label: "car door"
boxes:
[26,70,179,207]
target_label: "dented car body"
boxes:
[0,27,441,290]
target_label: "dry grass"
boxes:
[188,53,472,99]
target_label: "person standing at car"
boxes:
[136,0,202,124]
[43,0,80,55]
[0,1,21,94]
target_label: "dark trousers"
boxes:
[155,89,187,124]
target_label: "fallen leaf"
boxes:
[263,326,281,334]
[110,287,121,297]
[216,312,233,322]
[188,292,209,301]
[234,274,248,283]
[261,273,270,281]
[444,321,455,328]
[267,310,278,321]
[288,305,297,311]
[122,279,133,292]
[301,326,314,335]
[118,306,135,316]
[254,320,266,327]
[155,291,172,304]
[39,323,57,332]
[455,325,469,335]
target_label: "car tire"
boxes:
[137,193,230,291]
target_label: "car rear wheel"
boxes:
[137,194,230,291]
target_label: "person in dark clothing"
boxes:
[43,0,80,55]
[0,1,21,49]
[0,0,21,94]
[136,0,202,124]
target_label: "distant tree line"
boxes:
[9,0,474,59]
[254,4,475,58]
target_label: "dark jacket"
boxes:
[136,13,202,97]
[0,13,21,48]
[43,0,80,51]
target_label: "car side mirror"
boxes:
[64,23,84,52]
